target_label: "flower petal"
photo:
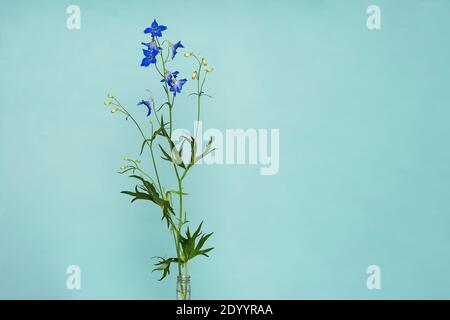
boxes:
[151,48,159,56]
[141,57,151,67]
[142,42,157,51]
[143,49,153,57]
[137,100,152,117]
[171,41,184,59]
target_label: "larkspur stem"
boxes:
[156,37,185,277]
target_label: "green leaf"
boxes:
[179,222,214,262]
[152,256,185,281]
[121,175,175,227]
[153,119,170,140]
[158,143,186,169]
[159,144,172,161]
[194,136,215,163]
[198,247,214,257]
[121,186,152,203]
[194,232,214,257]
[139,138,151,155]
[188,136,197,165]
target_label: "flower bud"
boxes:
[104,101,112,106]
[201,57,207,66]
[158,262,170,270]
[107,93,114,99]
[135,159,141,164]
[124,156,129,161]
[192,70,198,80]
[184,51,193,57]
[120,166,126,170]
[111,108,118,113]
[205,67,214,73]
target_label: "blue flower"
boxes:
[160,71,179,83]
[171,41,184,60]
[137,100,152,116]
[167,72,187,96]
[141,48,159,67]
[144,19,167,38]
[141,41,159,51]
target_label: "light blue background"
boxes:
[1,0,450,299]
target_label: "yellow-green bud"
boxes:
[159,262,169,270]
[111,108,118,113]
[192,70,198,80]
[205,67,214,73]
[184,51,193,57]
[107,93,114,99]
[201,57,207,66]
[120,166,126,170]
[135,159,141,164]
[123,156,129,161]
[104,101,112,106]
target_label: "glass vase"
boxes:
[176,275,191,300]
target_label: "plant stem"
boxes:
[149,141,163,195]
[157,38,186,277]
[172,228,182,276]
[113,99,163,195]
[194,61,202,142]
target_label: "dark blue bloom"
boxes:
[137,100,152,116]
[144,19,167,38]
[171,41,184,60]
[160,71,179,83]
[167,72,187,96]
[141,41,159,51]
[141,48,159,67]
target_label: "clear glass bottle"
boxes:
[176,275,191,300]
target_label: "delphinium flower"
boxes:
[141,41,159,51]
[171,41,184,60]
[141,46,159,67]
[144,19,167,38]
[160,70,179,83]
[137,100,152,116]
[167,71,187,96]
